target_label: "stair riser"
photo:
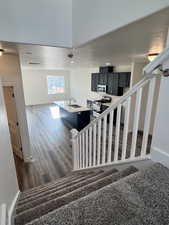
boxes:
[16,169,118,214]
[21,171,96,196]
[19,173,88,199]
[18,171,102,206]
[21,174,77,195]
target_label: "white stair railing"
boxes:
[71,74,158,170]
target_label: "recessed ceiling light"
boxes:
[0,49,4,56]
[106,62,111,66]
[70,61,74,64]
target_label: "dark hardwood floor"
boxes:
[14,104,73,191]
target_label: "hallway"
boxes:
[14,104,72,191]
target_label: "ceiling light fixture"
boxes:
[106,62,111,66]
[0,49,4,56]
[148,53,158,62]
[70,61,74,64]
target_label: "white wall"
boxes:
[0,0,72,48]
[73,0,169,46]
[0,55,31,161]
[0,0,169,48]
[130,62,161,134]
[0,81,19,216]
[22,69,71,106]
[70,68,99,106]
[70,65,131,106]
[151,30,169,167]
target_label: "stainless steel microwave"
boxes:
[97,85,107,92]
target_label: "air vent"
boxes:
[29,62,40,65]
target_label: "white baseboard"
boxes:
[8,191,20,225]
[24,155,35,163]
[151,147,169,168]
[1,204,7,225]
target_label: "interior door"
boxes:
[3,86,23,159]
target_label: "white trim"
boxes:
[24,156,35,163]
[151,147,169,168]
[1,204,7,225]
[74,155,151,172]
[1,81,33,162]
[8,191,20,225]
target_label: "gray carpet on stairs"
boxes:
[18,170,102,205]
[19,170,97,200]
[15,166,137,225]
[24,163,169,225]
[16,168,118,214]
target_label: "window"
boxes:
[47,76,65,94]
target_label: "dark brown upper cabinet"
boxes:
[91,72,131,95]
[98,73,107,85]
[91,73,99,91]
[107,73,119,95]
[119,72,131,87]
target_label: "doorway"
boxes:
[3,86,23,159]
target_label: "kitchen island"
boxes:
[54,101,91,131]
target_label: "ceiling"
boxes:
[1,7,169,70]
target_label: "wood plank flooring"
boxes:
[14,104,73,191]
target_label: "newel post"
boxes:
[71,129,79,170]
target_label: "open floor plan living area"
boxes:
[1,1,169,225]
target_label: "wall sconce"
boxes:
[148,53,158,62]
[0,49,4,56]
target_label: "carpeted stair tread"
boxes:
[19,170,95,200]
[16,168,118,214]
[25,163,169,225]
[23,169,100,195]
[17,169,104,206]
[15,166,137,225]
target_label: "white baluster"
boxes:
[93,123,97,166]
[71,129,79,170]
[121,97,131,161]
[114,105,122,162]
[107,111,114,163]
[97,119,101,165]
[89,126,92,167]
[79,135,82,168]
[82,132,85,168]
[130,88,142,158]
[102,115,107,164]
[141,77,156,157]
[85,129,89,167]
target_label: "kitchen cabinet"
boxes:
[107,73,119,95]
[99,66,114,73]
[98,73,107,85]
[91,71,131,94]
[91,73,99,91]
[119,72,131,87]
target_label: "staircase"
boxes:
[15,166,138,225]
[14,163,169,225]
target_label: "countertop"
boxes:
[54,101,91,113]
